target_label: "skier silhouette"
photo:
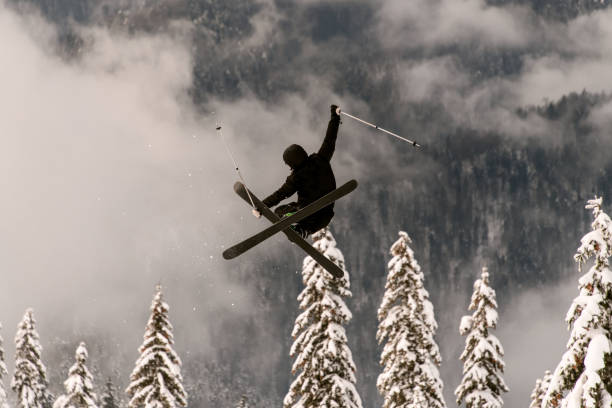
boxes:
[253,105,341,238]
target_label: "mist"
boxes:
[498,274,578,408]
[0,0,247,373]
[2,0,612,406]
[0,2,390,401]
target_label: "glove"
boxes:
[252,209,262,218]
[331,104,340,119]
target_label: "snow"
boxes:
[530,370,553,408]
[543,197,612,408]
[584,334,610,373]
[126,286,187,408]
[377,231,446,408]
[0,325,8,408]
[460,316,473,335]
[12,309,50,408]
[285,228,362,408]
[456,267,508,408]
[53,342,98,408]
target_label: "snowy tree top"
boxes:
[543,197,612,408]
[54,342,98,408]
[391,231,412,256]
[14,308,45,373]
[585,197,603,216]
[151,285,170,314]
[575,196,612,269]
[379,231,437,336]
[127,285,187,408]
[455,267,508,408]
[16,309,39,338]
[12,308,50,408]
[377,230,445,408]
[286,227,362,408]
[75,342,88,363]
[14,308,44,362]
[140,285,175,353]
[480,266,490,282]
[301,228,351,291]
[468,267,498,324]
[305,228,347,278]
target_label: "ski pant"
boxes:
[273,202,334,236]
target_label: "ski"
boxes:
[230,182,347,278]
[223,180,357,260]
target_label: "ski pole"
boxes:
[336,108,421,148]
[215,116,258,211]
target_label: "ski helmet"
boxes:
[283,144,308,169]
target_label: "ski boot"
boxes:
[281,212,309,239]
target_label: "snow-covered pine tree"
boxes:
[53,342,97,408]
[100,378,119,408]
[11,309,52,408]
[0,323,9,408]
[126,285,187,408]
[530,370,552,408]
[377,231,446,408]
[543,197,612,408]
[455,267,508,408]
[236,394,248,408]
[284,227,362,408]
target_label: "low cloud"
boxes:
[438,267,578,407]
[377,0,612,139]
[378,0,533,50]
[0,2,250,362]
[0,2,385,382]
[397,57,470,103]
[242,0,282,48]
[497,275,577,407]
[515,6,612,105]
[515,56,612,107]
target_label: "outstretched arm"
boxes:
[317,105,341,162]
[263,176,297,208]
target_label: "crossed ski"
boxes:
[226,180,357,278]
[224,180,357,260]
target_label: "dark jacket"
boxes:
[263,116,339,216]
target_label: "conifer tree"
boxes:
[11,309,51,408]
[100,378,119,408]
[236,394,248,408]
[377,231,446,408]
[284,228,362,408]
[530,370,552,408]
[455,267,508,408]
[126,285,187,408]
[53,342,97,408]
[0,323,9,408]
[543,197,612,408]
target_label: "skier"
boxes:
[252,105,341,238]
